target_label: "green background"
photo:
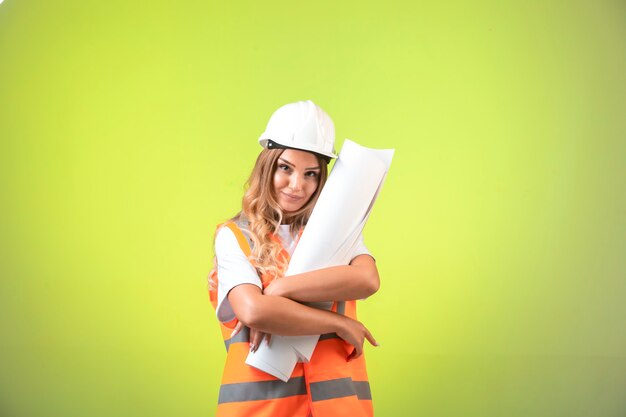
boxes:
[1,0,625,416]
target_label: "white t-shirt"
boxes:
[215,224,371,323]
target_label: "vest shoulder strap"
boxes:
[222,221,252,257]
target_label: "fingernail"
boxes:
[231,329,239,337]
[249,344,255,351]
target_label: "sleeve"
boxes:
[350,233,375,261]
[214,226,262,323]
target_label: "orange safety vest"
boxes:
[208,220,374,417]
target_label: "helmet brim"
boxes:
[259,138,337,161]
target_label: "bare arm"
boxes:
[263,254,380,302]
[228,283,377,358]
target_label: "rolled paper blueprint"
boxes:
[246,139,394,381]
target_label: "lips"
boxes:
[282,192,303,202]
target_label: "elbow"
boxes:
[363,271,380,298]
[235,296,269,329]
[352,255,380,298]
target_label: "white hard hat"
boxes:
[258,100,337,160]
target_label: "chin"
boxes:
[281,206,301,213]
[279,201,305,213]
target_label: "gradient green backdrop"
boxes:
[1,1,625,416]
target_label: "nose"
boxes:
[288,173,302,191]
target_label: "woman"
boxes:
[209,100,379,417]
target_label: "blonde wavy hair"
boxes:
[235,148,329,281]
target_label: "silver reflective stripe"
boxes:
[336,301,346,315]
[218,376,307,403]
[354,381,372,400]
[224,326,250,352]
[310,378,372,402]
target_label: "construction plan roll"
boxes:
[246,139,394,381]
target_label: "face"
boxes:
[273,149,321,213]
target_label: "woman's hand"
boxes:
[335,316,379,361]
[249,328,272,352]
[263,279,286,297]
[231,321,272,352]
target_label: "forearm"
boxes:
[229,285,347,336]
[267,255,380,302]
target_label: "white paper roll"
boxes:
[246,139,394,381]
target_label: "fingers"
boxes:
[364,329,379,347]
[249,329,257,352]
[244,326,273,353]
[346,325,379,362]
[250,329,263,353]
[231,321,244,338]
[347,342,366,362]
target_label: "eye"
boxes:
[305,171,319,178]
[278,164,291,172]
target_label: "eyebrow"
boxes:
[278,157,321,171]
